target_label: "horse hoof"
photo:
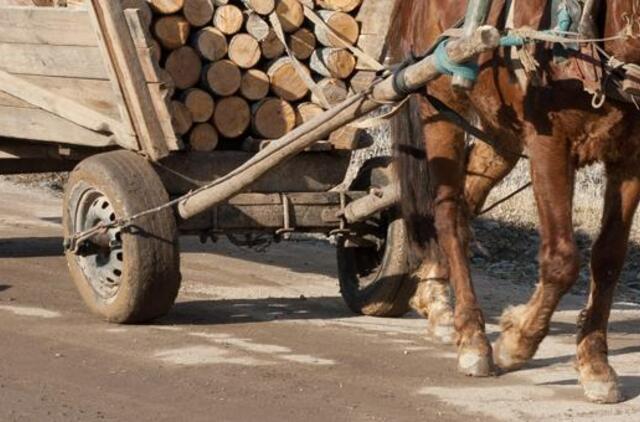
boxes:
[582,380,623,404]
[427,322,456,345]
[493,335,526,371]
[457,351,493,377]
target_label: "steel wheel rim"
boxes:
[73,186,124,301]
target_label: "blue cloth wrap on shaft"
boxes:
[434,40,479,82]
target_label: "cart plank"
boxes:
[0,6,96,46]
[0,91,30,108]
[0,69,127,137]
[0,105,116,147]
[0,43,108,79]
[89,0,170,160]
[20,76,122,120]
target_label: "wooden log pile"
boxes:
[134,0,370,152]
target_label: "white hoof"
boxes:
[582,380,623,404]
[457,351,493,377]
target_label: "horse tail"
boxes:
[391,95,436,264]
[386,0,437,264]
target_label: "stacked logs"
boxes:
[139,0,365,152]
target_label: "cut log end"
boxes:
[252,97,296,139]
[228,33,262,69]
[213,96,251,138]
[165,46,202,89]
[213,4,244,35]
[267,57,310,102]
[189,123,219,151]
[183,0,215,27]
[204,59,242,96]
[241,69,270,101]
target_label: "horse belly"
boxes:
[551,107,640,167]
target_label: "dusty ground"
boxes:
[0,180,639,422]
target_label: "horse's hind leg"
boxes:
[424,117,493,376]
[494,134,580,370]
[412,139,523,345]
[577,169,640,403]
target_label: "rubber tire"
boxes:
[64,151,181,323]
[336,158,415,317]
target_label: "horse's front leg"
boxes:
[577,168,640,403]
[494,133,580,370]
[424,116,493,376]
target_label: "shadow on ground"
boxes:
[536,375,640,402]
[0,236,63,258]
[160,296,361,326]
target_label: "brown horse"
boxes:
[390,0,640,403]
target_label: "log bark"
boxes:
[183,0,215,27]
[252,97,296,139]
[213,4,244,35]
[192,26,228,61]
[246,13,271,41]
[165,46,202,89]
[203,59,242,96]
[228,33,262,69]
[329,125,361,149]
[267,57,310,102]
[189,123,219,151]
[213,96,251,138]
[241,69,270,101]
[154,15,191,49]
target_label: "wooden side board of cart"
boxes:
[0,0,416,323]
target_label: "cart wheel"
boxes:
[336,158,415,317]
[63,151,181,323]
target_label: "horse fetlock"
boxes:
[426,301,455,344]
[411,277,455,344]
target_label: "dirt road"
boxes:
[0,180,639,422]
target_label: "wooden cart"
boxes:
[0,0,415,322]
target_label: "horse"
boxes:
[389,0,640,403]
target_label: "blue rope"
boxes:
[500,34,526,47]
[556,5,572,32]
[434,39,479,81]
